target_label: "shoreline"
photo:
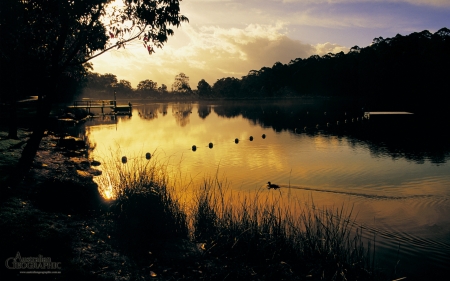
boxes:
[0,129,205,280]
[0,128,385,280]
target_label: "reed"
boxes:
[95,149,189,256]
[192,178,377,280]
[94,150,380,279]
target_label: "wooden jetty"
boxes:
[363,111,414,130]
[67,100,132,115]
[364,111,413,120]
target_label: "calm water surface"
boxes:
[83,100,450,280]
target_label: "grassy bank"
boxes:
[93,153,384,280]
[191,179,378,280]
[95,151,189,257]
[1,132,388,280]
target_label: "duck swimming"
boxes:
[267,182,280,189]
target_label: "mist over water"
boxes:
[83,99,450,280]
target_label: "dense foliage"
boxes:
[0,0,187,186]
[221,28,449,112]
[1,0,187,103]
[83,28,449,113]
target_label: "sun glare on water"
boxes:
[103,184,114,200]
[95,172,116,200]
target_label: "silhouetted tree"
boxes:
[137,79,158,98]
[172,73,191,93]
[1,0,188,188]
[236,27,449,104]
[158,84,168,94]
[197,79,212,98]
[212,77,241,98]
[83,72,118,98]
[113,80,133,98]
[137,79,158,92]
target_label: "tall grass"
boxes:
[192,178,378,280]
[95,149,188,256]
[94,151,380,279]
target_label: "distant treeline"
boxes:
[82,28,449,112]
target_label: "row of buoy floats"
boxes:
[121,133,268,161]
[121,152,152,164]
[293,115,368,133]
[192,134,266,152]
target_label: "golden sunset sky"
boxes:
[90,0,450,89]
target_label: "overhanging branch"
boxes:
[69,26,147,66]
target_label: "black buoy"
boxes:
[235,138,239,144]
[208,142,213,149]
[121,156,127,164]
[145,152,151,160]
[192,145,197,151]
[249,136,253,141]
[262,134,266,139]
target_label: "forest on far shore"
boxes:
[74,27,450,113]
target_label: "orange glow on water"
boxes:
[84,101,450,269]
[85,103,450,203]
[102,184,114,200]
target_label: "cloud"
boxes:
[91,0,446,89]
[314,42,349,55]
[91,23,345,88]
[279,0,450,7]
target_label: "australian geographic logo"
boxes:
[5,252,61,271]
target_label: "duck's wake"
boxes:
[269,184,433,200]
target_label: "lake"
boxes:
[80,99,450,280]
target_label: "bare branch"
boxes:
[75,26,147,65]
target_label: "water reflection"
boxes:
[172,103,193,127]
[211,100,450,164]
[85,99,450,164]
[198,104,212,119]
[82,99,450,280]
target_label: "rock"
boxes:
[65,151,83,157]
[77,170,93,179]
[88,169,102,176]
[58,137,75,149]
[58,136,85,150]
[78,160,91,169]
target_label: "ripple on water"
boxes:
[274,185,450,280]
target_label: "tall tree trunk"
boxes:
[7,94,53,189]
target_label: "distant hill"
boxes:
[232,27,449,112]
